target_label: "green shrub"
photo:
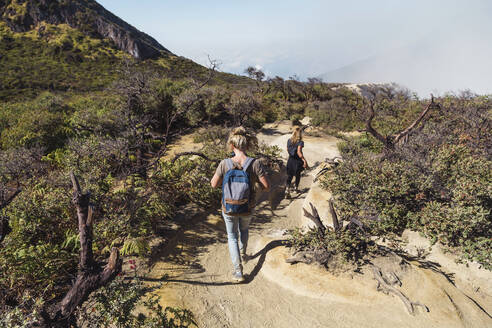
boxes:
[288,227,375,267]
[320,95,492,269]
[78,275,196,328]
[306,98,361,131]
[0,92,72,151]
[0,176,77,302]
[407,145,492,268]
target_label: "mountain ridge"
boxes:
[0,0,171,59]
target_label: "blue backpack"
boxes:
[222,157,254,215]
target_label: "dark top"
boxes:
[287,139,304,159]
[286,139,305,176]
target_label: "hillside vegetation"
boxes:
[1,60,490,326]
[290,88,492,272]
[0,2,491,326]
[0,20,252,101]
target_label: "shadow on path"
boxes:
[145,239,289,287]
[260,127,286,136]
[245,239,289,283]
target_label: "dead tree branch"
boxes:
[303,202,326,235]
[44,173,122,325]
[313,169,329,183]
[365,100,389,146]
[193,55,220,90]
[286,249,331,265]
[393,95,440,145]
[371,265,429,315]
[347,217,366,233]
[325,156,343,165]
[328,198,341,232]
[313,157,343,182]
[171,152,220,165]
[147,58,219,172]
[286,251,315,265]
[365,95,441,149]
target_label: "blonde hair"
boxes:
[290,126,303,144]
[227,127,257,151]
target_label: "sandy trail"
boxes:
[146,122,492,328]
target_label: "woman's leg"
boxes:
[238,215,252,255]
[294,171,302,190]
[286,174,294,189]
[222,212,242,272]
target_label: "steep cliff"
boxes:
[0,0,171,59]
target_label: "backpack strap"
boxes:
[226,158,234,171]
[242,157,254,172]
[226,157,254,172]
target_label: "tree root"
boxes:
[371,265,429,315]
[286,251,314,265]
[286,249,331,266]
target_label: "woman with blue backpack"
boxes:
[286,126,308,198]
[210,127,270,283]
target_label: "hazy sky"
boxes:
[98,0,492,95]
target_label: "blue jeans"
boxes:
[222,212,252,272]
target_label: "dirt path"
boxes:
[146,122,492,328]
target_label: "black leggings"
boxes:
[286,172,301,189]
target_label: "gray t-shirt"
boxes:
[214,158,267,209]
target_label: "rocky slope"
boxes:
[0,0,170,59]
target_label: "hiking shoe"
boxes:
[232,270,245,283]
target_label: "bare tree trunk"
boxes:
[365,101,390,147]
[42,173,122,327]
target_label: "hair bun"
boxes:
[231,126,247,136]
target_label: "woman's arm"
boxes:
[297,145,308,168]
[258,175,270,192]
[210,173,222,188]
